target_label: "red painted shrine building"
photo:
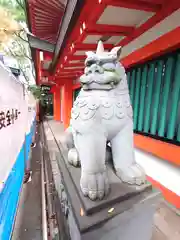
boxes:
[25,0,180,209]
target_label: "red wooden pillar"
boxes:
[61,80,73,129]
[53,87,61,121]
[35,50,42,85]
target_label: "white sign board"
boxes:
[0,62,36,191]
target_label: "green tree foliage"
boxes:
[0,0,25,21]
[0,0,35,85]
[28,85,51,103]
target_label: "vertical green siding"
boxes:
[127,49,180,143]
[167,54,180,139]
[143,63,155,133]
[133,68,141,130]
[130,69,136,106]
[177,124,180,142]
[127,71,131,86]
[138,65,148,131]
[158,57,174,137]
[150,61,163,135]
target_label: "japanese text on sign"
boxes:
[0,109,21,130]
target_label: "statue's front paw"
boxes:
[68,148,80,167]
[80,171,109,200]
[116,163,146,186]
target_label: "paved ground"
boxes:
[152,201,180,240]
[12,125,42,240]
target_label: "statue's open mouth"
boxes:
[81,70,120,82]
[80,73,120,90]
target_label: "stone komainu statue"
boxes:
[64,41,145,200]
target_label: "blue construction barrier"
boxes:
[0,118,36,240]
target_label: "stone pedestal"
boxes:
[44,123,161,240]
[57,150,160,240]
[68,191,159,240]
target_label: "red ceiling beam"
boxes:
[32,2,64,18]
[55,0,98,72]
[60,69,84,74]
[57,74,76,77]
[121,27,180,69]
[58,75,77,78]
[34,12,60,21]
[35,27,58,31]
[64,62,84,68]
[37,0,64,12]
[68,55,86,61]
[87,24,134,36]
[63,67,83,71]
[118,0,180,46]
[60,68,83,72]
[31,6,60,20]
[29,5,36,35]
[56,78,76,81]
[75,43,114,51]
[140,0,164,3]
[34,18,60,24]
[28,3,59,44]
[33,7,61,17]
[104,0,162,12]
[35,24,58,29]
[48,0,65,10]
[37,33,57,38]
[35,30,57,34]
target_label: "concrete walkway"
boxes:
[12,125,42,240]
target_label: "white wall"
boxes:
[135,149,180,196]
[0,62,36,192]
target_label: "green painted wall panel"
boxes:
[150,60,163,135]
[158,57,174,137]
[130,69,136,106]
[127,71,131,88]
[143,63,155,133]
[133,67,141,130]
[137,65,148,131]
[126,50,180,143]
[177,124,180,142]
[167,54,180,139]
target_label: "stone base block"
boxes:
[44,124,161,240]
